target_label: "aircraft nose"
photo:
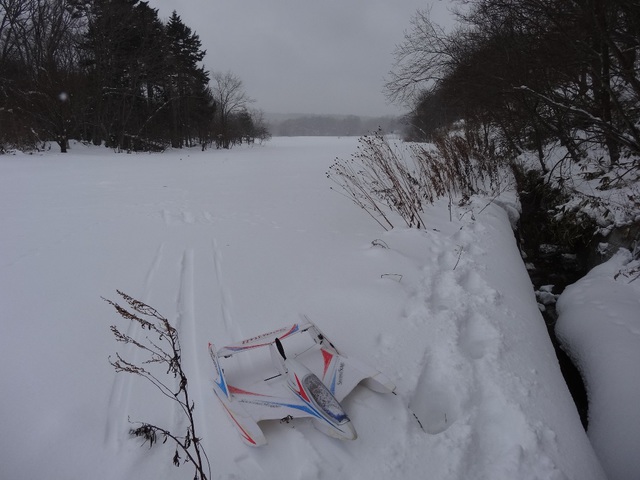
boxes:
[343,420,357,440]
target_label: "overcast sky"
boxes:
[147,1,454,117]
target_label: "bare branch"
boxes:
[104,292,211,480]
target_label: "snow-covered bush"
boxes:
[516,139,640,240]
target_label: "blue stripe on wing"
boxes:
[329,369,337,395]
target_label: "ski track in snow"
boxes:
[177,249,214,461]
[104,199,228,458]
[172,249,195,435]
[212,237,243,342]
[143,242,166,299]
[104,242,166,449]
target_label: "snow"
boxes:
[517,141,640,234]
[515,135,640,480]
[556,250,640,480]
[0,137,609,479]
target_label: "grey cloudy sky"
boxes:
[147,0,453,117]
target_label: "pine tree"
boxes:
[82,0,167,150]
[164,11,213,148]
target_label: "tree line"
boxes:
[0,0,268,153]
[387,0,640,173]
[271,114,402,137]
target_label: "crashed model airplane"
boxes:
[208,318,396,446]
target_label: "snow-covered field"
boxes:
[0,137,619,479]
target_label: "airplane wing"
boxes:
[226,380,328,421]
[217,323,303,358]
[296,344,396,402]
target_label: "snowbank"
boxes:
[556,249,640,480]
[0,137,604,479]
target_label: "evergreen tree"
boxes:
[165,11,213,148]
[82,0,168,150]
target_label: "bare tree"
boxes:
[384,8,464,107]
[0,0,85,152]
[249,108,271,144]
[389,0,640,174]
[211,70,253,148]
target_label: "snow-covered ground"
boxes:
[0,137,614,479]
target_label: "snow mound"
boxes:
[556,249,640,480]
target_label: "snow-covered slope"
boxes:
[0,137,604,479]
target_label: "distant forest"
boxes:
[268,114,403,137]
[0,0,267,153]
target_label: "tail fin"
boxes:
[300,315,339,354]
[209,342,230,399]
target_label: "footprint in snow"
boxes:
[410,379,460,435]
[458,311,501,360]
[159,208,202,225]
[459,269,485,294]
[409,355,463,435]
[429,270,464,312]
